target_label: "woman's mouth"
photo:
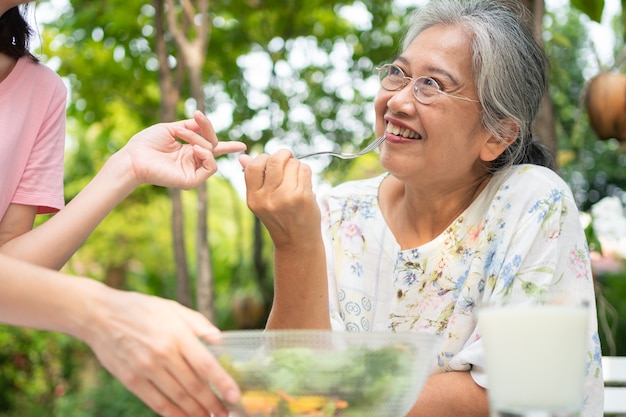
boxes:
[386,122,422,140]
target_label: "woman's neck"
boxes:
[380,174,491,249]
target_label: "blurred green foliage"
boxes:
[2,0,626,415]
[545,4,626,357]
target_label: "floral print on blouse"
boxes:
[320,164,603,416]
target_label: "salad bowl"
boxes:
[205,329,441,417]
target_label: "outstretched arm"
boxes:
[0,111,246,269]
[0,252,241,417]
[240,150,330,329]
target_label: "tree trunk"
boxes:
[164,0,214,319]
[520,0,558,156]
[190,63,213,320]
[104,264,126,289]
[154,0,192,306]
[195,182,213,321]
[170,187,192,306]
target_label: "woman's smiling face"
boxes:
[375,23,495,185]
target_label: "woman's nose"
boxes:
[385,83,417,114]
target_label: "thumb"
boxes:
[238,154,253,170]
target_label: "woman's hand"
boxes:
[0,112,244,270]
[240,150,330,329]
[121,111,246,189]
[239,149,321,248]
[83,288,240,417]
[0,252,240,417]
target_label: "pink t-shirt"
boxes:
[0,56,67,219]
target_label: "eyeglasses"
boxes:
[377,64,480,105]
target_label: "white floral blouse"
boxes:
[320,164,603,416]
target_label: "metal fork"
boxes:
[296,135,386,160]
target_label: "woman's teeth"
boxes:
[386,123,422,139]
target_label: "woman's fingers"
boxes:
[238,153,253,169]
[127,370,206,417]
[119,376,187,417]
[88,291,239,417]
[242,149,296,190]
[120,359,229,417]
[212,141,247,156]
[193,111,219,149]
[242,153,271,192]
[189,145,218,175]
[262,149,295,190]
[150,312,236,417]
[173,113,245,158]
[178,310,241,405]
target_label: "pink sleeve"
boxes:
[13,88,67,214]
[8,60,67,215]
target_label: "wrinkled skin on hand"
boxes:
[239,149,321,248]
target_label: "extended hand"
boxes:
[84,288,240,417]
[122,111,246,189]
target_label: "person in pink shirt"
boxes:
[0,39,65,221]
[0,3,245,416]
[0,3,66,241]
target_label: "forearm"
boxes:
[407,371,489,417]
[1,151,138,270]
[0,253,106,339]
[0,252,243,417]
[266,236,331,330]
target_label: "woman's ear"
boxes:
[480,119,518,162]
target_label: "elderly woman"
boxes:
[239,0,603,415]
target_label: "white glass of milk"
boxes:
[478,300,589,417]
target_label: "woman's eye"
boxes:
[389,66,403,77]
[419,77,440,90]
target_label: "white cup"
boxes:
[478,302,588,417]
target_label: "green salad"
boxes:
[215,344,418,417]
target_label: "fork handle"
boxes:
[296,135,385,160]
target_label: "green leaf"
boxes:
[571,0,605,23]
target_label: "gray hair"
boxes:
[402,0,555,171]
